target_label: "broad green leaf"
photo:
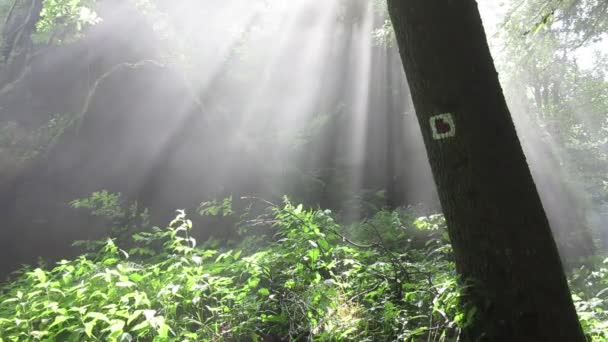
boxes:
[86,312,110,323]
[127,310,143,325]
[49,315,69,328]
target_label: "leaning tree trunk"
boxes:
[387,1,585,341]
[0,0,43,85]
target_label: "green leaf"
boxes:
[318,239,330,251]
[157,322,170,338]
[131,320,149,332]
[294,204,303,214]
[86,312,110,323]
[233,250,242,260]
[49,315,69,328]
[248,277,260,288]
[1,298,19,305]
[84,321,96,338]
[129,273,144,282]
[127,310,143,325]
[307,248,320,264]
[31,268,47,283]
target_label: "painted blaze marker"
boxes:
[430,113,456,140]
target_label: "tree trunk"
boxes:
[0,0,43,85]
[384,44,399,208]
[387,1,585,341]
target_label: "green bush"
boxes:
[6,196,607,341]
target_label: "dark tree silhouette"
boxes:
[387,1,586,341]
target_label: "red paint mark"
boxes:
[435,118,451,134]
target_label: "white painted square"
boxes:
[430,113,456,140]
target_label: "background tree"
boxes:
[387,0,585,340]
[495,0,608,256]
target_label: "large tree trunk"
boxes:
[387,1,585,341]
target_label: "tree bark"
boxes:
[387,1,585,341]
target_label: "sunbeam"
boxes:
[0,0,607,338]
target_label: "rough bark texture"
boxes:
[387,1,585,341]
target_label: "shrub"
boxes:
[0,199,478,341]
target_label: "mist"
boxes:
[0,0,605,275]
[0,0,607,340]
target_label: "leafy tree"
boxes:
[34,0,100,45]
[496,0,608,255]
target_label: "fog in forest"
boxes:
[0,0,607,340]
[0,0,605,281]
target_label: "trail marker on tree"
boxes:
[430,113,456,140]
[387,0,586,340]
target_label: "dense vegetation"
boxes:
[0,195,460,341]
[0,194,607,341]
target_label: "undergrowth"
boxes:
[0,196,606,341]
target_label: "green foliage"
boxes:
[0,200,468,341]
[197,196,234,217]
[34,0,101,44]
[495,0,608,258]
[515,0,608,47]
[2,199,608,340]
[71,191,150,247]
[371,19,395,47]
[570,259,608,341]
